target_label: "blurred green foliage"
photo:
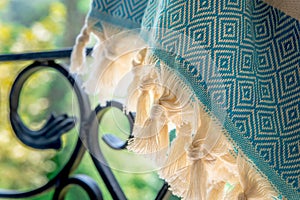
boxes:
[0,0,168,199]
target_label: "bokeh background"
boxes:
[0,0,178,199]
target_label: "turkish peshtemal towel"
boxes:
[71,0,300,199]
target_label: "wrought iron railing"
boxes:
[0,49,170,200]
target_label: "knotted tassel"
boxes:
[135,87,151,126]
[202,140,239,199]
[134,67,159,126]
[166,111,213,200]
[70,24,93,74]
[82,42,110,94]
[158,64,196,127]
[226,154,277,199]
[97,51,136,104]
[185,136,217,200]
[127,66,172,164]
[126,65,144,112]
[83,32,144,104]
[158,122,192,182]
[126,48,148,112]
[128,104,169,158]
[205,156,238,199]
[71,20,146,104]
[168,146,212,200]
[168,108,239,200]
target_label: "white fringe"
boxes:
[70,24,93,74]
[126,55,279,199]
[71,22,280,199]
[71,21,146,104]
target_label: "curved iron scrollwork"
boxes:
[0,52,170,200]
[53,175,103,200]
[10,64,76,149]
[9,60,88,150]
[84,101,134,200]
[1,60,95,199]
[95,101,134,150]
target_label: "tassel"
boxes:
[184,136,214,200]
[135,89,151,125]
[134,67,159,125]
[160,65,193,109]
[207,181,226,200]
[127,66,169,160]
[152,124,169,165]
[128,65,196,163]
[72,21,146,105]
[226,154,277,200]
[128,104,169,155]
[98,51,136,104]
[184,159,207,200]
[167,108,240,200]
[185,159,209,200]
[210,155,238,184]
[169,143,214,200]
[126,65,143,112]
[165,110,213,200]
[126,49,148,112]
[70,24,92,74]
[83,35,143,103]
[168,166,190,198]
[159,122,192,182]
[82,42,111,94]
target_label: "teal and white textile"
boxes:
[71,0,300,199]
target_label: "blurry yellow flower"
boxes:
[40,2,66,35]
[23,30,37,42]
[50,2,66,19]
[0,24,12,43]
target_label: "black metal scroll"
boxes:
[0,51,170,200]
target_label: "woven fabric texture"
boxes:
[140,0,300,199]
[74,0,300,199]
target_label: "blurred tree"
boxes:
[0,0,76,193]
[62,0,87,46]
[0,1,168,199]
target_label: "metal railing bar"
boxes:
[0,48,93,62]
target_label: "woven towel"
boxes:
[71,0,300,199]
